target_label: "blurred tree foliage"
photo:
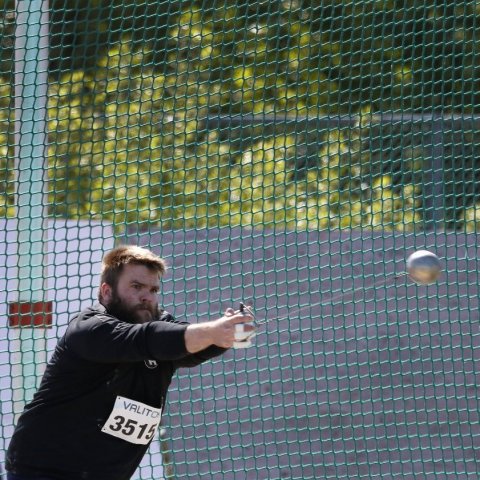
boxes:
[0,42,421,230]
[0,0,478,230]
[0,0,476,112]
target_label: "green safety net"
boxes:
[1,1,479,478]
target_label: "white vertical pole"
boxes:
[11,0,49,417]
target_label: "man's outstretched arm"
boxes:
[184,307,255,353]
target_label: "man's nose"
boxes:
[140,290,156,303]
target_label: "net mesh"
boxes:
[1,1,479,479]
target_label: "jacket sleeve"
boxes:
[158,312,229,369]
[65,311,189,363]
[173,345,228,369]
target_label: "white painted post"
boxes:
[10,0,50,417]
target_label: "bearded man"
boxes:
[6,245,254,480]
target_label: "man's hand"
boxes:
[184,307,255,353]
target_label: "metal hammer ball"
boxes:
[406,250,442,285]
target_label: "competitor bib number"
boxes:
[102,396,162,445]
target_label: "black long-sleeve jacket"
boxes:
[6,303,226,480]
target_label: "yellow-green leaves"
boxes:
[0,40,424,232]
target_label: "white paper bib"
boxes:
[101,395,162,445]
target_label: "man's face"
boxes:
[102,264,161,324]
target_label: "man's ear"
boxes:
[100,282,113,304]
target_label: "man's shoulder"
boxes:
[158,309,175,322]
[70,304,177,329]
[66,304,118,334]
[75,303,114,321]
